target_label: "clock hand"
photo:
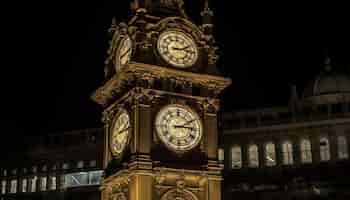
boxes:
[182,119,197,126]
[171,46,190,51]
[173,125,196,130]
[118,126,130,134]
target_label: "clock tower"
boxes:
[91,0,231,200]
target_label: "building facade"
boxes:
[220,64,350,200]
[0,128,104,200]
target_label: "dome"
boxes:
[302,67,350,106]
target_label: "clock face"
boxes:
[110,110,130,156]
[155,104,202,152]
[116,36,132,71]
[157,30,198,68]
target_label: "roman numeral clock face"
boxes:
[157,30,199,68]
[110,110,130,156]
[155,105,202,152]
[116,36,132,71]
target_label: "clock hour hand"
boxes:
[171,46,190,51]
[173,125,196,130]
[118,126,130,134]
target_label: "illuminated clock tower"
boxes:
[91,0,231,200]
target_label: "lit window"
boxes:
[49,176,56,191]
[282,141,293,165]
[30,176,37,192]
[88,171,103,185]
[218,148,224,163]
[42,165,47,172]
[40,177,47,191]
[1,180,6,194]
[77,161,84,169]
[338,135,348,159]
[10,179,17,194]
[265,142,276,166]
[231,146,242,169]
[64,172,88,187]
[320,137,331,161]
[63,171,103,188]
[89,160,97,167]
[22,179,27,192]
[300,139,312,163]
[248,144,259,168]
[3,170,7,177]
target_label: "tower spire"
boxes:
[201,0,214,26]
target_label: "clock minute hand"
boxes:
[182,119,197,126]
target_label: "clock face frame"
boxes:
[155,104,202,152]
[110,109,131,157]
[157,30,199,68]
[116,36,132,71]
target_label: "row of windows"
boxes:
[230,135,348,169]
[1,160,97,177]
[0,170,103,195]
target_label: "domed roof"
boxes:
[302,65,350,106]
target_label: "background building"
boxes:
[0,128,104,200]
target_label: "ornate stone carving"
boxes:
[202,98,220,114]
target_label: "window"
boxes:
[40,177,47,191]
[32,166,37,173]
[63,171,103,188]
[1,180,6,194]
[231,146,242,169]
[218,148,224,163]
[300,139,312,163]
[248,144,259,168]
[11,169,17,176]
[320,137,331,161]
[89,160,97,167]
[42,165,47,172]
[64,172,88,187]
[77,161,84,169]
[22,179,27,192]
[88,171,103,185]
[62,163,69,170]
[49,176,56,191]
[265,142,276,166]
[282,141,293,165]
[337,135,348,159]
[3,169,7,177]
[30,176,37,192]
[10,179,17,194]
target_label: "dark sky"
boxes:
[1,1,349,148]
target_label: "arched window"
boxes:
[320,137,330,161]
[300,139,312,163]
[231,146,242,169]
[248,144,259,168]
[282,141,293,165]
[218,148,225,164]
[337,135,348,159]
[265,142,276,166]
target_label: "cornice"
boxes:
[92,62,231,106]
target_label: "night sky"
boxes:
[1,1,349,149]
